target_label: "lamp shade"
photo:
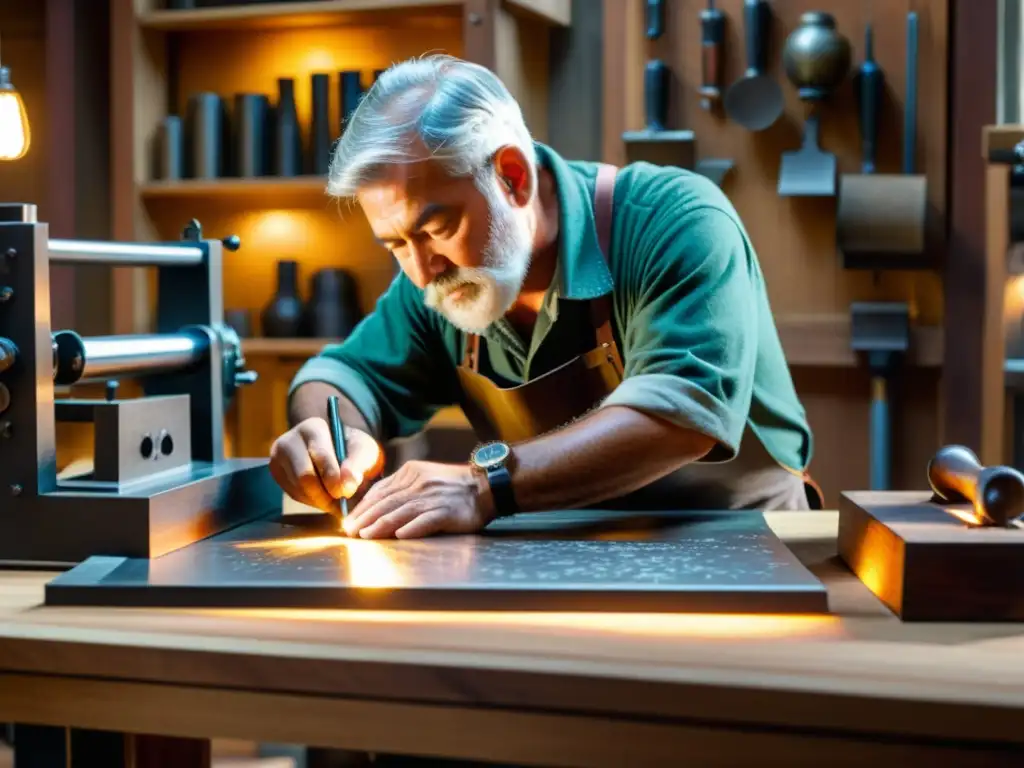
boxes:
[0,66,30,161]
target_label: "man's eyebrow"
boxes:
[411,203,453,231]
[372,204,455,246]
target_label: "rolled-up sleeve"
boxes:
[288,274,459,442]
[601,205,757,461]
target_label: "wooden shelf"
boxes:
[138,0,462,32]
[138,0,569,32]
[140,177,331,207]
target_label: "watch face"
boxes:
[473,441,511,469]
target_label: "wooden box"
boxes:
[838,490,1024,621]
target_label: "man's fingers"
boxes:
[338,430,385,497]
[394,509,450,539]
[307,439,343,499]
[279,437,336,512]
[343,485,411,537]
[358,504,431,539]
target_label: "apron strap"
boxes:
[462,162,622,373]
[591,163,620,357]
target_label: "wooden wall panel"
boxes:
[603,0,947,324]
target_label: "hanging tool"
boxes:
[837,12,927,267]
[623,59,696,168]
[853,24,883,174]
[699,0,726,111]
[646,0,665,40]
[777,12,850,197]
[723,0,783,132]
[850,302,910,491]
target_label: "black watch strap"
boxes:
[486,464,519,517]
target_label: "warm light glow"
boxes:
[0,67,30,161]
[204,607,839,640]
[944,505,981,526]
[246,210,309,246]
[236,536,408,588]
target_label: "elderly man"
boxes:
[269,54,819,540]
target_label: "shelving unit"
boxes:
[111,0,568,457]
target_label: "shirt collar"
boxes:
[534,143,614,302]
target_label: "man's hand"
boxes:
[341,461,496,539]
[269,417,385,513]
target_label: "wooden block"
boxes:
[837,490,1024,621]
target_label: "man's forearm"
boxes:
[507,405,716,512]
[289,381,373,435]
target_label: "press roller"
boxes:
[0,203,279,567]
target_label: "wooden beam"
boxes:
[943,0,999,452]
[44,0,76,330]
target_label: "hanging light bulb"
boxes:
[0,65,30,161]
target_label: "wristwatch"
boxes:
[470,441,519,518]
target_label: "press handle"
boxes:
[645,0,664,39]
[644,59,669,131]
[855,26,884,174]
[744,0,771,75]
[700,4,726,104]
[928,445,1024,527]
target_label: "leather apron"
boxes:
[455,164,824,511]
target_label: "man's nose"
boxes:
[409,244,449,287]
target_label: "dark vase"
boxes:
[185,92,226,179]
[261,261,304,338]
[233,93,270,177]
[157,115,183,180]
[273,78,301,177]
[301,269,361,339]
[339,70,365,133]
[309,73,331,175]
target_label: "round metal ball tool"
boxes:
[723,0,784,132]
[777,12,851,197]
[927,445,1024,528]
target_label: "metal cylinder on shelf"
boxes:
[47,239,205,267]
[52,330,210,386]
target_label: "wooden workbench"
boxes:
[1,511,1023,766]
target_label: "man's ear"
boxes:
[492,145,533,206]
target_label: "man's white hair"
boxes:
[326,54,537,199]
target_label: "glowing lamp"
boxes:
[0,65,30,161]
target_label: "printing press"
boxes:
[0,202,279,567]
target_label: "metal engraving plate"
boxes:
[45,510,829,613]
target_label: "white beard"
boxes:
[423,175,533,334]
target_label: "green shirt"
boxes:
[290,143,814,472]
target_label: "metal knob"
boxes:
[105,380,120,402]
[234,370,258,387]
[0,337,16,375]
[221,235,241,252]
